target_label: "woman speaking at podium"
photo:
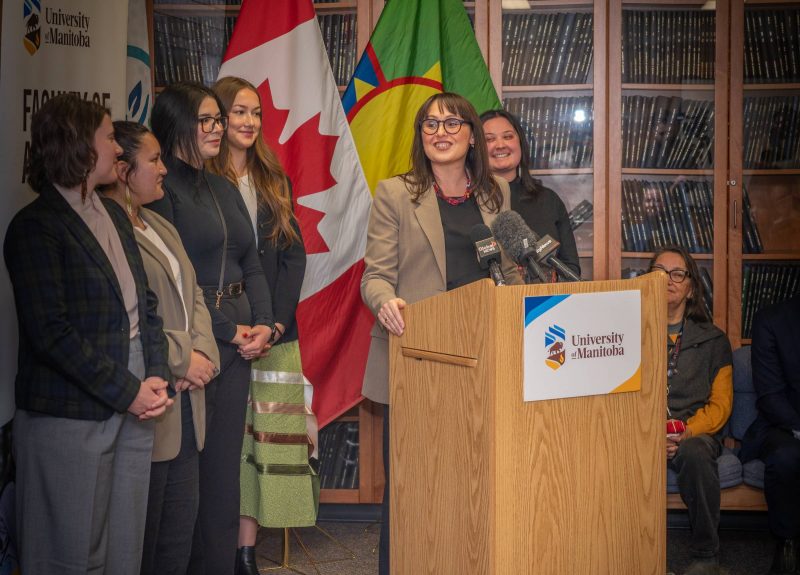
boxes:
[360,92,520,574]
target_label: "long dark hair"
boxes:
[479,108,546,200]
[27,93,108,198]
[649,245,710,323]
[151,81,226,167]
[208,76,299,247]
[403,92,502,213]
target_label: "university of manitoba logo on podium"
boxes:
[544,324,566,371]
[24,0,42,55]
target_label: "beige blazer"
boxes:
[137,208,220,462]
[360,175,522,404]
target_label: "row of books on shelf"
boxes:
[743,96,800,169]
[501,12,593,86]
[624,265,713,320]
[622,10,715,85]
[504,96,594,169]
[319,14,357,86]
[622,95,713,170]
[744,9,800,84]
[153,13,356,88]
[318,421,359,490]
[622,180,763,254]
[153,14,234,87]
[741,263,800,338]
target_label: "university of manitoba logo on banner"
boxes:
[24,0,42,55]
[544,324,566,371]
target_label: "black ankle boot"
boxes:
[235,545,259,575]
[769,538,798,575]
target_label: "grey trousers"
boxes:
[14,337,155,575]
[668,434,722,558]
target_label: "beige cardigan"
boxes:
[137,208,220,462]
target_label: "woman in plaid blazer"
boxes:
[4,94,172,574]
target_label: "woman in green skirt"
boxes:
[210,75,318,575]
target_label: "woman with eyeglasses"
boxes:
[649,245,732,575]
[480,109,580,281]
[148,81,275,575]
[361,92,521,575]
[209,76,317,575]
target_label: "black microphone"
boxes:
[489,211,549,284]
[529,231,582,282]
[470,224,507,286]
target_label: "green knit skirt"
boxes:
[240,340,319,527]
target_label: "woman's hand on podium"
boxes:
[378,298,406,336]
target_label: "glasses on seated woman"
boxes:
[650,264,690,283]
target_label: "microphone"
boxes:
[529,232,582,282]
[490,211,549,284]
[470,224,507,286]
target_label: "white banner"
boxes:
[0,0,129,426]
[523,291,642,402]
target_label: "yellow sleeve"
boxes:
[686,364,733,436]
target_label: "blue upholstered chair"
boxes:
[728,346,765,489]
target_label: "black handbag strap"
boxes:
[202,172,228,309]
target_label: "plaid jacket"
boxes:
[4,183,171,420]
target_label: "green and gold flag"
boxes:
[342,0,501,192]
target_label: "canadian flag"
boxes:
[219,1,374,428]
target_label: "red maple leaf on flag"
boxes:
[256,80,338,255]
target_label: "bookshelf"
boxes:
[488,0,608,281]
[729,0,800,347]
[147,0,384,505]
[609,0,731,330]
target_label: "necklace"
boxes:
[433,174,472,206]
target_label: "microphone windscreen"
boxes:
[490,210,535,264]
[469,223,493,244]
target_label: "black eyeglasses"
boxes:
[197,116,228,133]
[650,264,690,283]
[420,117,471,135]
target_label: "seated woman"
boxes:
[649,245,733,575]
[361,92,521,575]
[480,109,580,281]
[100,121,220,575]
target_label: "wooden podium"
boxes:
[389,273,667,574]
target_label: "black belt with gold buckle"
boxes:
[202,280,245,300]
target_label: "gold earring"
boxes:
[124,186,134,217]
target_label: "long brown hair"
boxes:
[648,245,710,323]
[403,92,502,213]
[209,76,299,247]
[479,108,547,201]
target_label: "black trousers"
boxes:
[760,427,800,539]
[668,434,722,558]
[379,404,390,575]
[189,295,252,575]
[141,393,199,575]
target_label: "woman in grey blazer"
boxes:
[101,122,220,575]
[361,92,521,575]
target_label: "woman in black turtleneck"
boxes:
[149,81,274,575]
[480,109,581,281]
